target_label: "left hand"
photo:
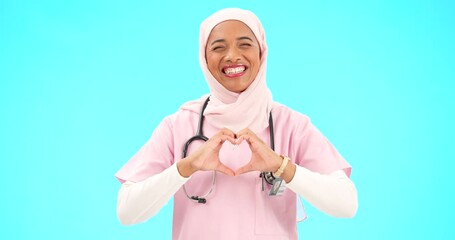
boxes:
[234,128,282,175]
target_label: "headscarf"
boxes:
[181,8,273,133]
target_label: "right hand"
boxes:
[177,128,237,177]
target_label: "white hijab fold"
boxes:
[181,8,273,133]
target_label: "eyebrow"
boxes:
[237,36,254,42]
[210,36,254,46]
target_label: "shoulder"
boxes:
[161,95,208,125]
[165,95,211,127]
[270,102,320,141]
[150,108,199,145]
[163,108,200,128]
[271,102,311,127]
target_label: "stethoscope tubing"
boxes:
[181,96,275,203]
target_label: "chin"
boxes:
[231,87,248,93]
[219,78,251,93]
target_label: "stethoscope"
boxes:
[182,96,276,204]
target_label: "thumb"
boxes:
[235,163,253,176]
[216,163,235,177]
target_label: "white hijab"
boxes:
[181,8,273,133]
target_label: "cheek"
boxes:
[249,54,261,70]
[246,49,260,64]
[207,58,216,71]
[206,55,219,75]
[205,53,214,66]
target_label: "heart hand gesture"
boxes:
[178,128,237,177]
[234,128,282,176]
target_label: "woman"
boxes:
[116,8,358,240]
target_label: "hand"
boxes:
[178,128,237,177]
[234,128,282,175]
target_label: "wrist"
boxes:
[281,162,296,183]
[177,157,196,178]
[273,155,290,178]
[272,154,283,172]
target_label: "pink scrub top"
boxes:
[116,103,351,240]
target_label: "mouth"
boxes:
[222,65,247,78]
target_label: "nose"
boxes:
[225,46,242,62]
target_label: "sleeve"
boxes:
[117,164,190,225]
[292,114,352,177]
[115,116,175,183]
[286,167,358,218]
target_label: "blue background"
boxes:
[1,0,454,239]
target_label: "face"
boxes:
[205,20,261,93]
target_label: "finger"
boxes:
[211,129,236,145]
[235,128,251,137]
[235,163,254,176]
[236,129,258,143]
[218,134,237,145]
[236,134,254,145]
[225,135,237,145]
[219,128,236,138]
[216,163,235,177]
[235,136,245,145]
[237,130,267,148]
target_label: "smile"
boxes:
[222,65,247,77]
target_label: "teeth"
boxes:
[224,66,245,75]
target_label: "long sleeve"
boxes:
[286,166,358,218]
[117,164,189,225]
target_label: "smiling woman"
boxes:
[115,8,357,240]
[205,20,261,93]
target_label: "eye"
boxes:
[212,46,225,51]
[240,42,252,47]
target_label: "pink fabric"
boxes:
[115,7,351,240]
[115,105,351,240]
[181,8,273,133]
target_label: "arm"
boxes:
[117,128,237,225]
[285,113,358,218]
[283,163,358,218]
[116,117,182,225]
[234,128,358,218]
[117,164,189,225]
